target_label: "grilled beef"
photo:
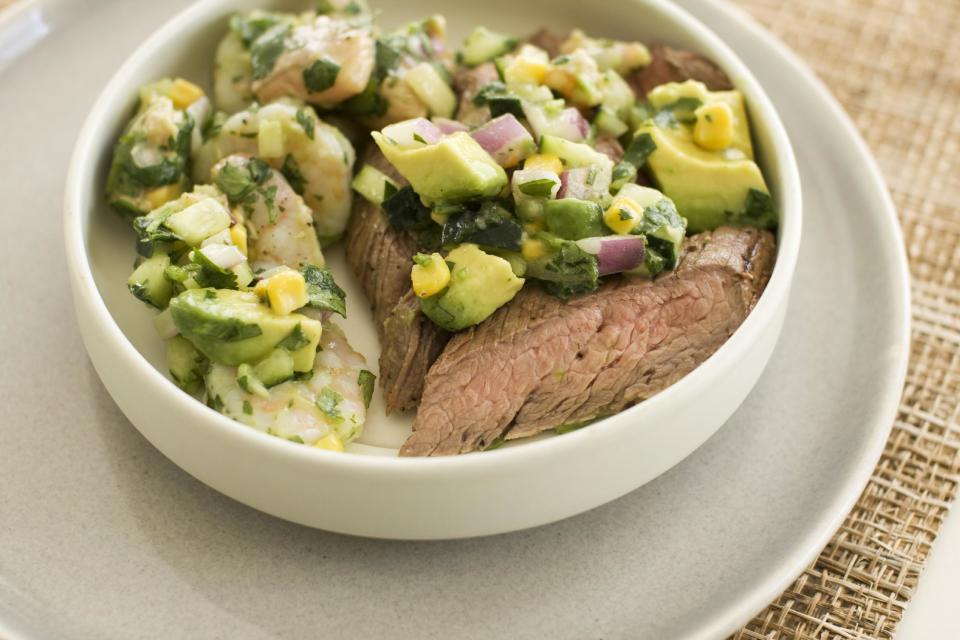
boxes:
[630,43,734,97]
[401,227,776,456]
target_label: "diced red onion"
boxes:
[576,235,645,275]
[431,117,469,135]
[560,107,590,141]
[469,114,536,167]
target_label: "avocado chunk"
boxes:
[640,80,774,232]
[420,244,524,331]
[371,131,507,206]
[647,80,754,158]
[169,289,321,372]
[544,199,605,240]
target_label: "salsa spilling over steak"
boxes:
[401,227,775,456]
[109,4,779,454]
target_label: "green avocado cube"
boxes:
[371,131,507,206]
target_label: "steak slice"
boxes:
[629,43,734,97]
[344,147,450,413]
[401,227,776,456]
[380,291,451,413]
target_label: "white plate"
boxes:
[0,0,908,638]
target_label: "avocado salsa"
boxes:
[106,0,775,452]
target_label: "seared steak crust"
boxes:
[630,43,734,97]
[401,227,776,456]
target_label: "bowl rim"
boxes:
[63,0,802,474]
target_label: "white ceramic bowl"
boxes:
[64,0,801,539]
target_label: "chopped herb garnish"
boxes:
[302,58,341,93]
[358,370,375,408]
[518,178,557,197]
[277,324,310,350]
[300,264,347,317]
[280,154,306,195]
[295,108,315,139]
[250,23,290,80]
[242,400,253,415]
[316,387,343,422]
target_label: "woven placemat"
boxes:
[728,0,960,637]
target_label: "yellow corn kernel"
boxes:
[411,253,451,298]
[521,238,548,262]
[266,270,308,315]
[505,57,549,85]
[543,68,576,97]
[693,102,734,151]
[144,183,182,211]
[430,210,449,226]
[258,120,285,158]
[230,223,248,256]
[168,78,204,110]
[523,221,545,234]
[314,432,344,452]
[604,197,642,235]
[524,154,563,175]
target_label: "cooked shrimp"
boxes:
[204,321,371,446]
[211,154,324,270]
[193,99,355,243]
[253,15,375,109]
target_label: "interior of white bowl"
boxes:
[67,0,800,461]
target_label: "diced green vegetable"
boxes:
[128,253,174,309]
[543,199,606,240]
[351,163,400,204]
[167,335,208,393]
[460,27,517,66]
[525,232,600,299]
[404,62,457,118]
[440,202,523,251]
[538,135,612,169]
[252,348,295,387]
[163,198,232,247]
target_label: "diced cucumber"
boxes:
[594,106,629,137]
[404,62,457,118]
[231,260,254,288]
[539,135,613,169]
[128,253,174,309]
[167,335,206,393]
[253,348,294,387]
[163,198,231,247]
[460,26,517,66]
[236,363,269,398]
[351,163,400,204]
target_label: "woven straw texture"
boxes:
[729,0,960,637]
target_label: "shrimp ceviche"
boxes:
[108,0,776,455]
